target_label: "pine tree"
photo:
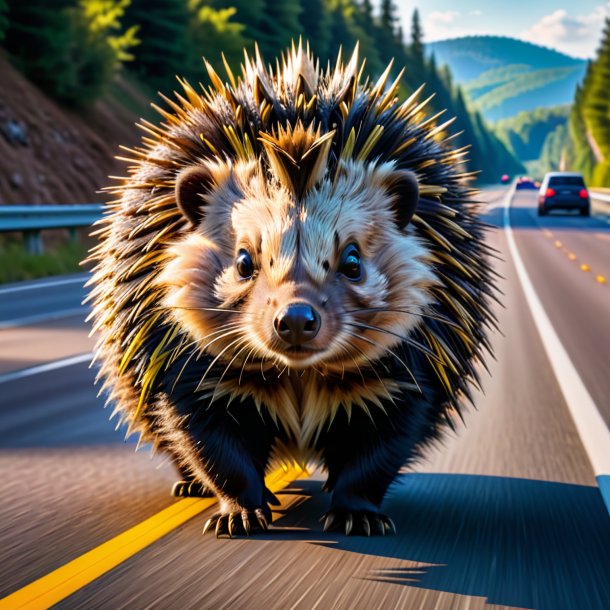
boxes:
[123,0,190,93]
[379,0,398,40]
[210,0,264,49]
[325,0,382,76]
[0,0,8,41]
[256,0,302,60]
[582,18,610,184]
[187,4,248,79]
[298,0,331,61]
[4,0,137,106]
[410,8,424,64]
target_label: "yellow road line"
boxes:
[0,467,304,610]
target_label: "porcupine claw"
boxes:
[202,507,271,537]
[242,510,252,536]
[362,515,371,537]
[228,512,237,537]
[215,515,226,538]
[321,509,396,536]
[202,515,217,535]
[384,516,397,535]
[172,480,214,498]
[322,513,335,532]
[344,514,353,536]
[255,508,269,530]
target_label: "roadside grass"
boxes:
[0,240,90,284]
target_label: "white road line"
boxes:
[504,183,610,513]
[0,307,88,330]
[0,274,87,296]
[0,353,93,385]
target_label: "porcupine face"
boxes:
[159,157,437,375]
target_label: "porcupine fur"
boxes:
[87,42,498,537]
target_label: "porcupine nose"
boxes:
[274,303,321,346]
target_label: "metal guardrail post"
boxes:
[0,205,104,255]
[24,230,43,255]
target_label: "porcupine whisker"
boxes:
[346,307,459,328]
[346,321,440,362]
[239,346,257,386]
[168,306,256,316]
[209,339,252,405]
[345,328,421,393]
[342,333,399,405]
[198,334,248,393]
[342,336,391,375]
[170,324,242,392]
[337,344,365,387]
[196,326,243,355]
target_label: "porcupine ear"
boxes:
[175,165,214,227]
[385,169,420,229]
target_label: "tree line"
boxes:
[0,0,521,182]
[566,18,610,186]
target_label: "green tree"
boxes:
[187,3,248,79]
[4,0,137,106]
[210,0,264,51]
[256,0,302,60]
[582,18,610,184]
[326,0,382,76]
[409,8,424,64]
[380,0,398,40]
[123,0,190,93]
[298,0,331,61]
[0,0,8,41]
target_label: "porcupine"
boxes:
[88,42,497,537]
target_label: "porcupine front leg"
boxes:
[175,397,280,538]
[320,398,429,536]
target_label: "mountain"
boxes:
[427,36,587,121]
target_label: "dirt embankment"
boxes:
[0,52,152,205]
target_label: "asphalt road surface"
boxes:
[1,186,609,610]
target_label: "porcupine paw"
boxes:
[321,509,396,536]
[171,480,214,498]
[202,506,271,538]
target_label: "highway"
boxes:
[1,186,609,610]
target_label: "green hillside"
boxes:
[494,106,570,161]
[428,36,586,121]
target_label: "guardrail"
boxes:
[590,190,610,204]
[0,204,104,254]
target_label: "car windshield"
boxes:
[549,176,585,186]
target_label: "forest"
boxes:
[0,0,522,184]
[567,18,610,186]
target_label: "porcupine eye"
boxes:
[339,244,362,281]
[235,249,254,279]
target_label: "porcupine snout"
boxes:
[273,302,321,346]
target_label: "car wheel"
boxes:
[580,207,590,217]
[538,207,546,216]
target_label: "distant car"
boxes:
[516,176,537,190]
[501,174,510,184]
[538,172,590,216]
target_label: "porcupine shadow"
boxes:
[266,474,610,610]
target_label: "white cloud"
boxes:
[428,10,460,24]
[520,4,610,58]
[469,10,483,17]
[424,10,464,40]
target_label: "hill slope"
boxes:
[0,53,147,205]
[427,36,586,121]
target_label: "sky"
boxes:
[394,1,610,58]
